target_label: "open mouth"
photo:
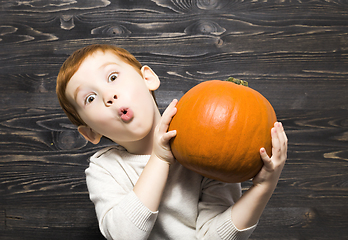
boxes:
[119,107,134,122]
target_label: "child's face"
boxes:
[65,50,160,144]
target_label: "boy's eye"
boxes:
[86,94,96,104]
[108,73,118,82]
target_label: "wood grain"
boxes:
[0,0,347,239]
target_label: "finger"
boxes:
[260,147,273,168]
[271,122,281,159]
[260,147,270,159]
[162,99,178,121]
[162,99,178,117]
[162,130,177,143]
[158,99,178,133]
[279,122,288,145]
[161,106,177,128]
[276,122,288,156]
[277,122,285,141]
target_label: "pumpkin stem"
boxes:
[225,77,248,87]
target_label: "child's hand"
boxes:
[230,122,287,229]
[152,99,178,165]
[253,122,288,186]
[134,99,178,211]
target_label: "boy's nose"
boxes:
[105,94,117,106]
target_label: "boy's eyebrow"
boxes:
[73,86,81,102]
[99,61,120,70]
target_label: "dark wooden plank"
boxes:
[5,207,98,229]
[0,5,347,111]
[0,71,347,111]
[0,228,105,240]
[251,206,348,239]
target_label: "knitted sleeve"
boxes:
[196,178,257,240]
[85,160,158,240]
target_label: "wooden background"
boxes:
[0,0,347,239]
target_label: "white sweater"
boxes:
[85,146,257,240]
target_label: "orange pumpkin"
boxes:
[168,78,277,183]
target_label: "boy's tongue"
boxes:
[119,108,133,122]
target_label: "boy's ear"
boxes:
[141,65,160,91]
[78,125,102,145]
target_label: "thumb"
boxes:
[260,147,273,168]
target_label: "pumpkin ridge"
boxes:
[220,87,243,177]
[227,87,253,181]
[242,98,264,179]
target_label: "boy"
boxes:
[56,44,287,240]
